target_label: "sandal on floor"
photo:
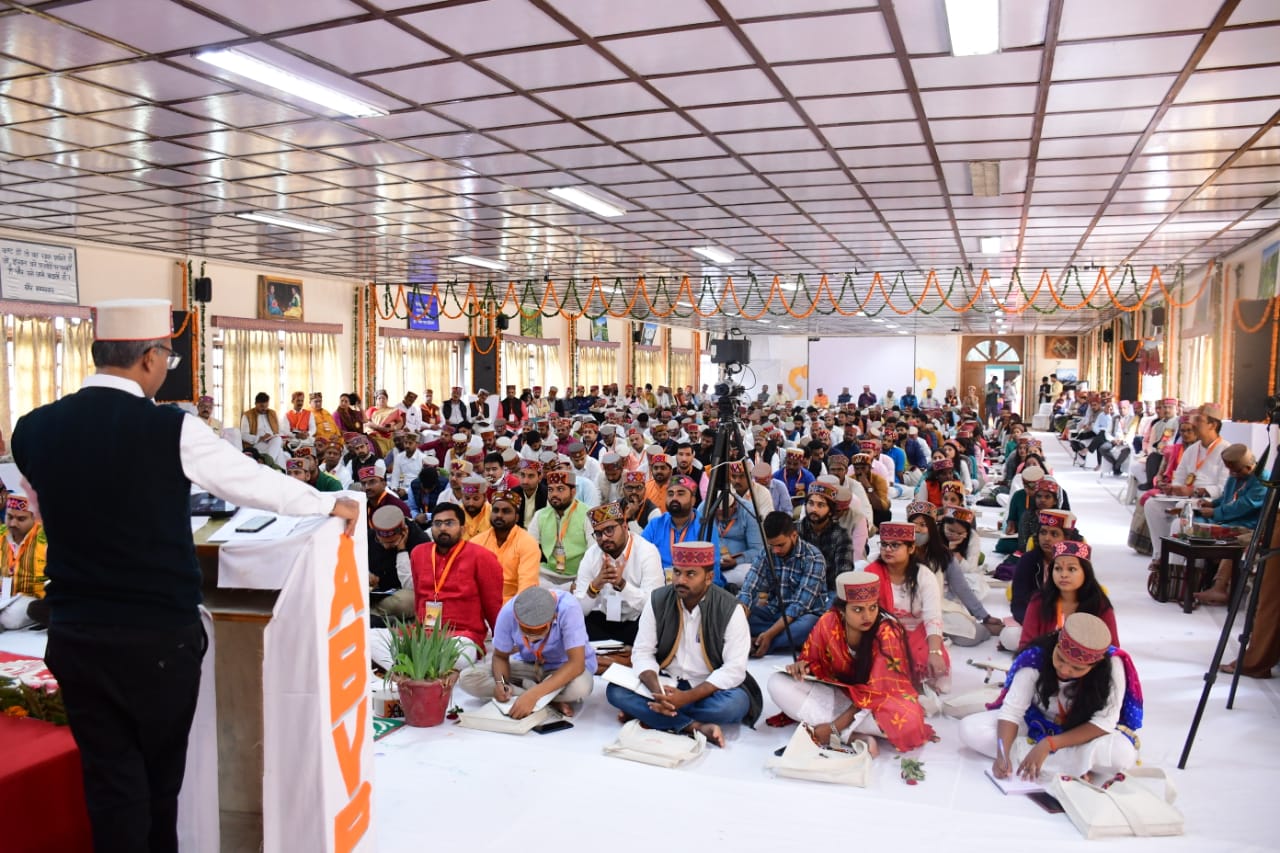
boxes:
[765,711,796,728]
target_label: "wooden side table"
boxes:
[1156,537,1244,614]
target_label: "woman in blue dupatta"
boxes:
[960,613,1143,780]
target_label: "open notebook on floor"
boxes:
[456,699,557,735]
[600,663,676,699]
[985,767,1047,794]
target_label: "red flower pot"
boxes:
[396,678,453,727]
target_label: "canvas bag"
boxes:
[765,725,872,787]
[602,719,706,768]
[1048,767,1183,839]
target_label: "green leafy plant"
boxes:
[898,756,926,785]
[0,675,67,725]
[382,616,463,685]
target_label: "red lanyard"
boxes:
[556,500,579,544]
[670,519,694,550]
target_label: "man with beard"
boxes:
[388,430,427,511]
[529,386,550,420]
[622,470,660,532]
[645,448,674,513]
[605,541,760,747]
[308,392,343,447]
[553,418,574,455]
[695,428,717,469]
[471,490,541,603]
[285,456,343,493]
[798,482,854,589]
[419,388,442,429]
[458,475,492,541]
[532,469,591,589]
[499,384,526,426]
[774,447,815,506]
[568,440,603,489]
[195,394,221,434]
[575,501,664,644]
[673,442,703,504]
[642,475,721,584]
[396,391,424,435]
[0,493,47,630]
[441,386,470,429]
[360,461,410,529]
[318,441,352,487]
[755,460,792,515]
[597,452,627,505]
[737,511,828,656]
[579,419,602,458]
[241,392,288,466]
[727,459,773,516]
[516,459,548,528]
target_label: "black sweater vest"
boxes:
[12,385,199,626]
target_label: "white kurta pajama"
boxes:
[1143,438,1227,561]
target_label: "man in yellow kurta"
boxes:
[459,475,492,541]
[310,392,343,447]
[0,494,47,630]
[471,491,541,602]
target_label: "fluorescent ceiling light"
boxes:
[897,330,910,335]
[236,211,334,234]
[757,318,772,324]
[691,246,734,265]
[872,318,886,324]
[968,160,1001,196]
[945,0,1000,57]
[548,186,626,218]
[449,255,507,271]
[980,236,1002,255]
[196,49,386,118]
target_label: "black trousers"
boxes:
[584,611,639,645]
[46,620,206,853]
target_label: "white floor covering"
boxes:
[4,434,1277,851]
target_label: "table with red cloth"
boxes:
[0,651,92,853]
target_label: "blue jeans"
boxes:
[746,605,819,653]
[606,680,751,733]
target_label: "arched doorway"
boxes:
[961,335,1026,421]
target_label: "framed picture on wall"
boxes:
[1043,335,1078,360]
[641,322,659,345]
[407,291,440,331]
[519,311,542,337]
[590,315,609,342]
[258,275,303,320]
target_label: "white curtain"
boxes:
[284,332,340,401]
[531,342,562,390]
[380,335,455,396]
[12,316,57,424]
[1178,335,1216,408]
[670,349,693,392]
[634,347,665,390]
[578,344,615,389]
[502,339,531,390]
[222,329,282,422]
[60,317,95,395]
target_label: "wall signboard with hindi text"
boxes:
[0,238,79,304]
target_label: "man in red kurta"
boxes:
[409,502,503,662]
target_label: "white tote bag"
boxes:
[765,725,873,787]
[1048,767,1184,839]
[602,720,706,768]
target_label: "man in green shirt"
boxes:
[287,456,343,492]
[532,469,590,591]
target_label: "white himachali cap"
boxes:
[93,299,172,341]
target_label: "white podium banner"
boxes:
[259,505,376,853]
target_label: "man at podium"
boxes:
[11,298,360,853]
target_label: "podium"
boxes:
[191,509,375,853]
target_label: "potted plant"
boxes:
[383,615,464,727]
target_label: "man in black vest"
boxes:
[605,540,760,747]
[11,299,360,853]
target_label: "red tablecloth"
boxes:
[0,652,92,853]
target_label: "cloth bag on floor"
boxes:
[765,725,872,787]
[602,719,706,768]
[1048,767,1183,839]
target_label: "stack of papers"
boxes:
[492,692,556,716]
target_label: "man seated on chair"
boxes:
[1143,404,1229,573]
[458,586,595,718]
[605,541,762,747]
[737,511,829,656]
[575,501,664,645]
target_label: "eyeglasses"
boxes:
[591,523,621,539]
[151,345,181,371]
[431,518,460,528]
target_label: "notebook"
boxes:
[985,767,1047,795]
[456,700,555,735]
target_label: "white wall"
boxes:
[914,334,958,394]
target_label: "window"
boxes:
[964,339,1020,363]
[217,327,340,424]
[2,314,94,435]
[377,335,461,398]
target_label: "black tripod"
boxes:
[697,373,798,658]
[1178,411,1280,768]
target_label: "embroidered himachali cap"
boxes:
[460,475,488,496]
[1057,612,1111,666]
[807,481,839,503]
[422,453,440,467]
[668,474,698,494]
[1201,402,1224,420]
[672,541,715,568]
[648,451,671,466]
[544,469,576,487]
[92,298,173,341]
[449,459,474,475]
[1036,478,1061,494]
[358,461,386,481]
[513,586,558,633]
[285,458,305,472]
[623,470,646,484]
[5,494,30,513]
[490,489,522,508]
[940,480,965,495]
[1054,540,1091,561]
[451,432,468,444]
[835,570,880,603]
[930,458,954,472]
[860,440,881,454]
[785,447,804,459]
[199,395,214,404]
[517,458,542,473]
[834,485,852,512]
[906,500,937,520]
[941,506,975,526]
[371,505,407,537]
[879,522,916,543]
[850,453,872,465]
[588,501,625,528]
[1161,397,1178,407]
[1038,509,1076,529]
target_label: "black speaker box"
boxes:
[1102,329,1114,344]
[472,337,498,394]
[495,313,509,331]
[1118,340,1140,403]
[1150,306,1166,328]
[193,277,213,303]
[632,327,643,344]
[156,310,195,403]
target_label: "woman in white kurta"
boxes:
[865,522,950,692]
[960,613,1143,780]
